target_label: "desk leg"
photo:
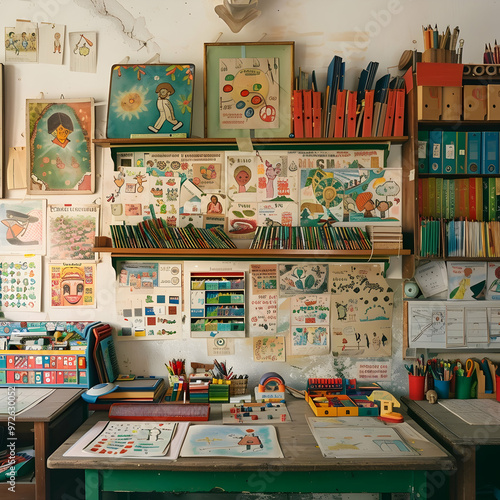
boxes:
[450,445,476,500]
[85,470,101,500]
[33,422,49,500]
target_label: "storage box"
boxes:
[442,86,462,120]
[417,86,442,120]
[229,378,248,396]
[487,84,500,120]
[464,85,487,120]
[305,391,359,417]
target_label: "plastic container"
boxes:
[408,374,426,401]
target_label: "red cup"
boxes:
[496,375,500,403]
[408,374,426,401]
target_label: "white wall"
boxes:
[1,0,496,396]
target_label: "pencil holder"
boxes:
[229,378,248,396]
[408,374,425,401]
[433,379,450,399]
[496,375,500,402]
[455,376,472,399]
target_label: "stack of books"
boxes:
[164,376,185,402]
[367,226,403,250]
[188,372,211,403]
[209,379,230,403]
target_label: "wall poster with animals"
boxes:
[330,263,393,357]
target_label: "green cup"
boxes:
[455,375,472,399]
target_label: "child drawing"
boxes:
[21,32,28,50]
[264,160,281,199]
[6,32,19,55]
[148,82,183,133]
[48,112,73,148]
[54,32,61,53]
[207,195,223,214]
[1,210,39,245]
[234,165,251,193]
[450,267,472,300]
[355,192,375,218]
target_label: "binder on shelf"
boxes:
[382,89,396,137]
[292,90,304,138]
[417,86,442,121]
[441,86,462,121]
[456,131,467,174]
[312,91,322,138]
[346,90,358,137]
[372,74,390,136]
[393,88,405,136]
[481,131,499,174]
[435,177,443,218]
[303,89,313,138]
[469,177,477,221]
[482,178,490,221]
[467,132,481,174]
[489,178,497,221]
[417,130,429,174]
[334,89,347,138]
[463,85,487,120]
[428,130,443,173]
[442,131,457,174]
[362,90,375,137]
[487,84,500,121]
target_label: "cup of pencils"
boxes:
[406,357,426,400]
[428,359,452,399]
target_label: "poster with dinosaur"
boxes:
[330,263,393,357]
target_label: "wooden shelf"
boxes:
[94,238,410,260]
[93,136,408,148]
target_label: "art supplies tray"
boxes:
[305,392,360,417]
[108,403,210,421]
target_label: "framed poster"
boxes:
[26,98,94,194]
[106,64,194,138]
[0,64,3,198]
[204,42,294,138]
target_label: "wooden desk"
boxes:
[0,388,86,500]
[48,399,454,500]
[402,396,500,500]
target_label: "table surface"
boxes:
[0,388,83,423]
[48,398,455,473]
[402,396,500,447]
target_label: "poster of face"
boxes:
[49,263,96,307]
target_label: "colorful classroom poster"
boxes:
[219,57,279,130]
[253,336,285,362]
[447,262,486,300]
[0,200,46,255]
[288,148,388,171]
[116,261,182,339]
[48,204,99,261]
[49,263,96,307]
[249,264,278,335]
[180,424,283,458]
[83,421,177,457]
[278,264,328,296]
[0,255,42,312]
[255,152,296,203]
[487,262,500,300]
[227,201,258,239]
[330,263,393,357]
[226,153,258,202]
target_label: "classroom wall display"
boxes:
[68,32,97,73]
[26,98,94,194]
[38,23,65,65]
[5,22,38,63]
[0,199,46,255]
[330,263,393,358]
[106,64,194,138]
[447,262,487,300]
[487,262,500,300]
[0,255,42,312]
[48,204,99,261]
[253,336,285,362]
[249,264,278,335]
[279,264,328,296]
[49,263,96,307]
[115,261,182,340]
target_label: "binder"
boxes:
[312,91,322,138]
[393,88,405,136]
[435,177,443,218]
[346,90,358,137]
[292,90,304,138]
[382,89,396,137]
[466,131,481,174]
[489,178,497,221]
[334,89,347,138]
[372,74,390,136]
[469,177,477,220]
[417,130,429,174]
[456,131,467,174]
[428,130,443,173]
[303,90,313,138]
[442,131,457,174]
[362,90,375,137]
[481,131,499,174]
[483,178,490,221]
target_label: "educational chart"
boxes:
[180,424,283,458]
[447,262,486,300]
[249,264,278,335]
[49,263,96,307]
[116,261,182,339]
[253,336,285,362]
[330,264,393,357]
[0,199,46,255]
[219,57,279,130]
[0,255,42,312]
[83,421,177,457]
[222,402,291,424]
[48,204,99,261]
[290,294,330,356]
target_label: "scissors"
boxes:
[466,358,474,377]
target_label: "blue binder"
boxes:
[467,132,481,174]
[442,131,457,174]
[428,130,442,173]
[481,131,499,174]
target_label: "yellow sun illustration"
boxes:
[372,177,386,188]
[113,86,150,120]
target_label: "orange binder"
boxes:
[292,90,304,138]
[362,90,374,137]
[303,90,313,138]
[346,90,358,137]
[382,89,396,137]
[393,89,405,136]
[312,91,322,137]
[334,90,347,138]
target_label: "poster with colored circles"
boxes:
[219,58,279,130]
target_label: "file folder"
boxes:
[456,132,467,174]
[382,89,396,137]
[303,89,313,138]
[417,130,429,174]
[312,91,322,138]
[346,90,357,137]
[467,132,481,174]
[442,131,457,174]
[481,131,499,174]
[334,90,347,138]
[362,90,375,137]
[292,90,304,138]
[393,89,405,136]
[429,130,443,173]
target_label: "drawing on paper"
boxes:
[253,336,285,362]
[448,262,486,300]
[279,264,328,295]
[49,263,96,307]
